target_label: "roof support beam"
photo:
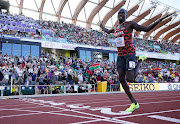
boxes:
[86,0,109,29]
[132,8,152,22]
[101,0,126,28]
[172,34,180,43]
[135,13,162,37]
[153,21,180,40]
[163,28,180,41]
[39,0,46,20]
[144,17,172,38]
[19,0,24,14]
[72,0,88,25]
[57,0,68,23]
[114,4,140,27]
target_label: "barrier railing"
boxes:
[110,84,120,92]
[0,84,95,96]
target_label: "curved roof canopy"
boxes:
[8,0,180,43]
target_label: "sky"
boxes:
[158,0,180,10]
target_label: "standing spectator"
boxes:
[108,76,114,91]
[61,71,67,84]
[78,72,83,84]
[0,68,4,85]
[31,72,37,85]
[3,68,9,85]
[174,75,179,83]
[114,76,120,91]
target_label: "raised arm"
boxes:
[132,20,160,32]
[100,23,114,34]
[132,12,176,32]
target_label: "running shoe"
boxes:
[125,103,140,112]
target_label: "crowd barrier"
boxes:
[0,83,179,97]
[0,84,96,96]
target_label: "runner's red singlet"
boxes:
[114,22,135,56]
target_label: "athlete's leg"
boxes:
[126,70,135,82]
[125,54,136,83]
[118,69,137,104]
[117,55,137,104]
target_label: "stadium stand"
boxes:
[0,0,179,96]
[0,53,179,93]
[0,12,179,54]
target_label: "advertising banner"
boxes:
[19,37,180,60]
[120,83,160,91]
[159,83,180,91]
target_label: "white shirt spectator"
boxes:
[17,69,23,77]
[28,68,33,73]
[68,68,73,74]
[54,71,61,76]
[3,70,9,80]
[19,57,23,63]
[59,64,64,70]
[174,76,179,82]
[78,73,83,83]
[50,65,56,71]
[166,71,170,76]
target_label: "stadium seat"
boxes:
[21,86,28,95]
[21,86,35,95]
[3,87,11,96]
[28,86,35,95]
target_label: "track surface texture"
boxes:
[0,91,180,124]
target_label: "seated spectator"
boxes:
[66,82,72,93]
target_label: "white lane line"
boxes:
[148,115,180,123]
[62,96,180,105]
[0,113,41,119]
[31,93,180,104]
[102,99,180,108]
[41,94,180,104]
[0,106,44,111]
[72,99,180,111]
[16,99,135,124]
[69,118,138,124]
[0,106,48,111]
[0,108,136,124]
[0,104,38,108]
[115,109,180,119]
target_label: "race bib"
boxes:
[129,61,135,69]
[115,37,125,47]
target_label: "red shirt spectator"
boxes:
[97,75,101,82]
[88,70,93,76]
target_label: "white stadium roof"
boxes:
[8,0,180,43]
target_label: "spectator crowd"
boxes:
[0,53,179,90]
[0,12,179,54]
[0,12,179,94]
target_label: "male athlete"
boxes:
[100,9,174,112]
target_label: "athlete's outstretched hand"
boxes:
[159,12,176,22]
